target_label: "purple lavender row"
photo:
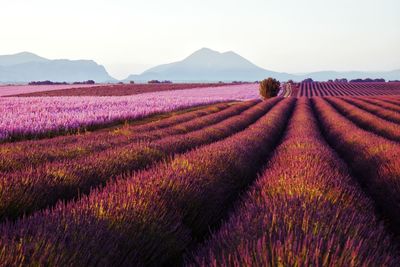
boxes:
[312,98,400,234]
[0,101,254,173]
[0,98,277,221]
[0,84,259,141]
[0,84,99,97]
[361,96,400,112]
[188,98,399,266]
[373,96,400,106]
[325,97,400,142]
[340,97,400,124]
[0,98,295,266]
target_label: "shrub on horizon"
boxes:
[29,80,68,85]
[335,78,348,83]
[350,78,386,83]
[259,78,280,99]
[148,80,161,84]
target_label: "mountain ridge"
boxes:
[0,52,116,83]
[1,49,399,83]
[126,48,400,82]
[126,48,295,82]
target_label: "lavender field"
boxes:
[2,0,399,265]
[0,84,100,97]
[1,82,400,266]
[0,84,259,141]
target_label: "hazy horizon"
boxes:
[1,0,399,79]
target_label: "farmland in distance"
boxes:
[1,82,400,266]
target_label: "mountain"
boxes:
[2,50,399,84]
[125,48,296,82]
[0,52,116,83]
[0,52,48,66]
[126,48,400,82]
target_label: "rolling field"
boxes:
[292,81,400,97]
[10,83,241,97]
[0,84,100,97]
[1,82,400,266]
[0,84,258,141]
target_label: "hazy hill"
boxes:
[0,52,116,83]
[126,48,400,82]
[125,48,295,82]
[2,50,399,84]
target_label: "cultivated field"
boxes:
[11,83,241,97]
[0,82,400,266]
[0,84,258,141]
[293,81,400,97]
[0,84,100,97]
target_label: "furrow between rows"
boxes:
[0,101,251,173]
[186,98,399,266]
[0,98,277,221]
[325,97,400,142]
[0,98,296,266]
[312,98,400,237]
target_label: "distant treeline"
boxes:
[147,80,173,84]
[349,78,386,83]
[301,78,389,83]
[28,80,95,85]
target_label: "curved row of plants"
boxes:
[0,101,255,173]
[325,97,400,142]
[341,97,400,124]
[187,98,399,266]
[0,98,296,266]
[312,98,400,235]
[0,98,279,221]
[359,97,400,113]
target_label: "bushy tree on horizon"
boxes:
[259,78,280,99]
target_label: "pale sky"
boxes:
[1,0,399,79]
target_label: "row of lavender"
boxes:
[0,98,275,221]
[2,97,400,265]
[188,96,400,266]
[0,101,235,173]
[324,97,400,142]
[0,84,99,97]
[189,98,399,266]
[313,98,400,235]
[0,84,260,141]
[295,82,400,97]
[0,98,400,266]
[0,98,295,266]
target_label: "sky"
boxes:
[1,0,399,79]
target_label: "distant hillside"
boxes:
[0,52,116,83]
[125,48,400,82]
[2,50,399,83]
[125,48,295,82]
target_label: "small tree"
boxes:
[302,78,314,83]
[259,78,280,99]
